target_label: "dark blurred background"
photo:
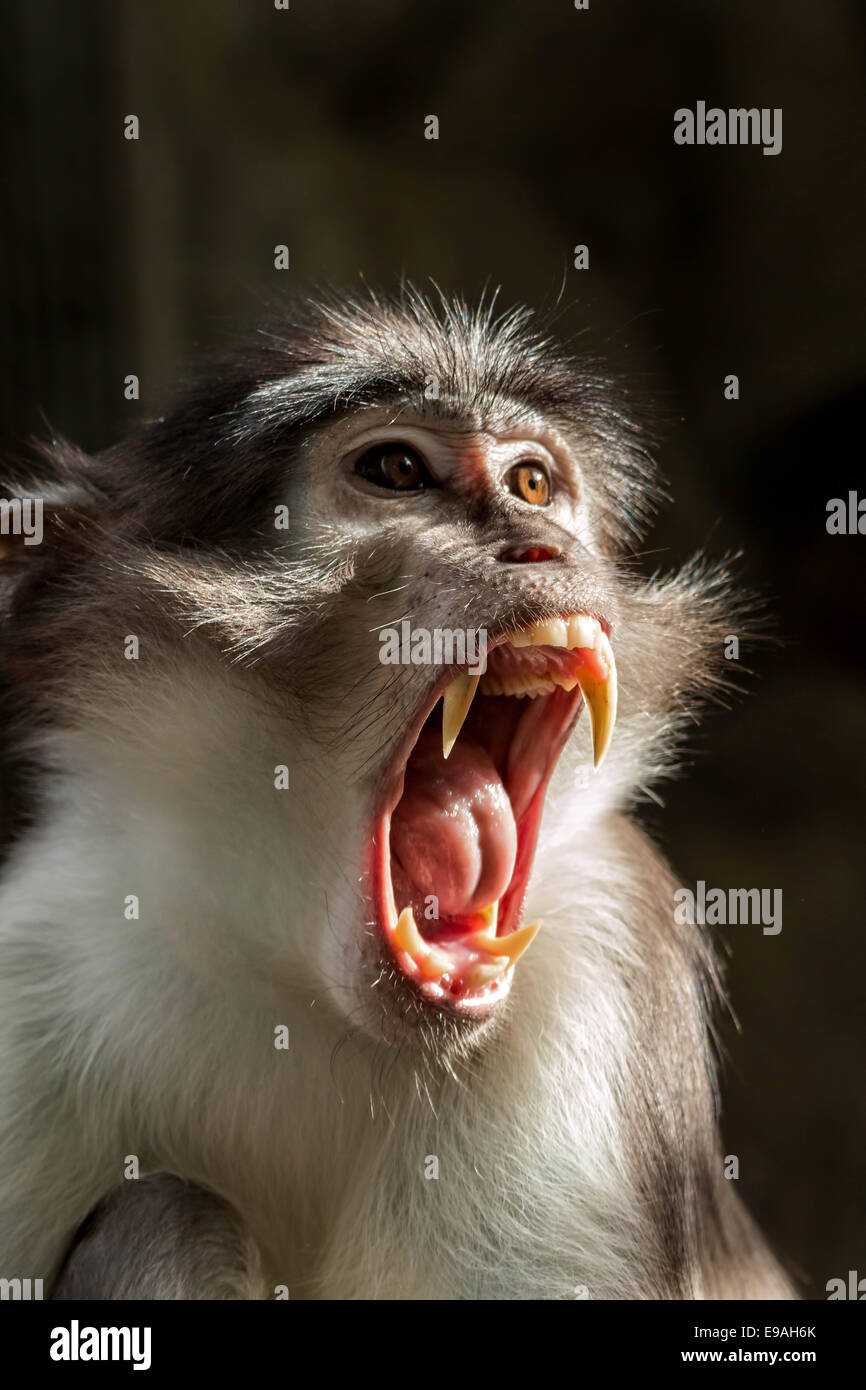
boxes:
[1,0,863,1297]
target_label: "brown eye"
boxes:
[355,443,433,491]
[507,462,551,507]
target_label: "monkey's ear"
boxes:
[0,451,116,639]
[0,496,108,565]
[0,443,113,571]
[0,473,113,681]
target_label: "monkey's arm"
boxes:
[50,1172,268,1300]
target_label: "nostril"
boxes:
[498,544,561,564]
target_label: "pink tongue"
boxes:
[391,730,517,916]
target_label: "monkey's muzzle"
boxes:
[373,614,617,1013]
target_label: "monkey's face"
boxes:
[290,402,621,1037]
[5,293,724,1053]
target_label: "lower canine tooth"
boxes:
[395,906,450,978]
[395,905,427,958]
[475,919,541,965]
[575,633,618,768]
[442,671,481,759]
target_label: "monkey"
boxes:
[0,286,795,1300]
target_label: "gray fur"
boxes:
[51,1172,267,1300]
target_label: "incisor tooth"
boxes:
[574,632,618,768]
[441,671,481,759]
[474,919,541,965]
[567,614,598,650]
[530,618,567,647]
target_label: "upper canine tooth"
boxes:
[474,919,541,966]
[529,618,568,648]
[441,671,481,759]
[575,632,618,768]
[507,629,532,647]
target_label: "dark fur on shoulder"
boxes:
[51,1173,266,1300]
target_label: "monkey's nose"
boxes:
[498,543,561,564]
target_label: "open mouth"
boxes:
[372,614,618,1014]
